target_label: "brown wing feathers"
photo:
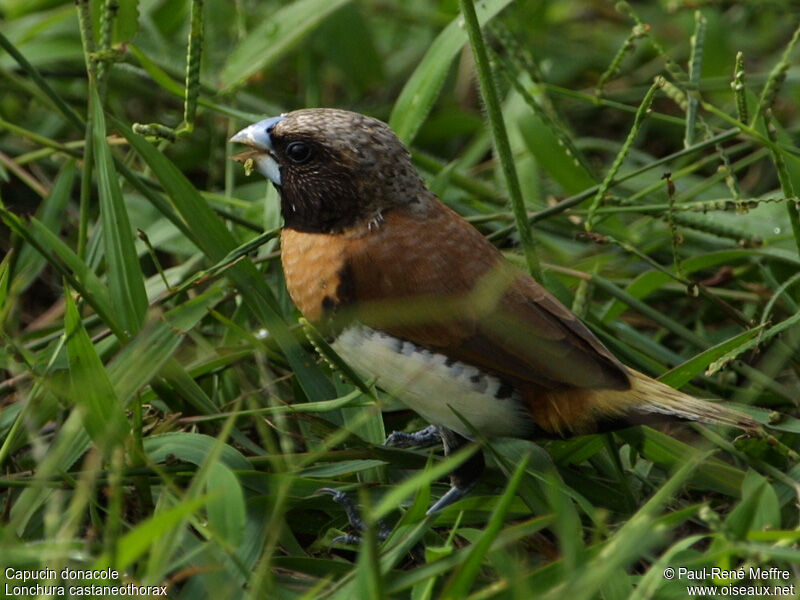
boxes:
[281,198,757,437]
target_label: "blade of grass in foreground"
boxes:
[459,0,542,281]
[617,427,743,496]
[659,326,764,388]
[389,0,514,145]
[440,452,531,599]
[64,291,130,448]
[92,87,148,336]
[220,0,351,89]
[94,494,213,571]
[543,451,711,600]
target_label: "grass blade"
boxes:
[389,0,514,144]
[440,452,530,598]
[220,0,350,90]
[64,291,130,449]
[92,87,148,336]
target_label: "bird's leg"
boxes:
[319,427,484,546]
[427,427,485,514]
[385,424,441,448]
[317,488,391,546]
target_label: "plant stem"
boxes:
[458,0,542,281]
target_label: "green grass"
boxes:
[1,1,800,598]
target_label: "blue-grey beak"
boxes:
[230,116,286,186]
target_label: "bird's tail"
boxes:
[530,368,760,437]
[624,369,759,432]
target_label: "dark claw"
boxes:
[385,424,441,448]
[317,488,391,544]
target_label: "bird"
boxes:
[230,108,758,518]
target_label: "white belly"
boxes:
[331,325,529,439]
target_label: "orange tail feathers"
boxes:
[529,369,760,437]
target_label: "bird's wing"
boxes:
[344,200,630,392]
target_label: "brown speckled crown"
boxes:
[268,109,433,234]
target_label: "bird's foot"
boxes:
[317,488,391,545]
[427,481,476,515]
[385,424,441,448]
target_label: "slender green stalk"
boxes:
[458,0,542,281]
[77,119,93,260]
[75,0,97,260]
[591,275,706,347]
[75,0,97,80]
[544,82,687,126]
[97,0,120,95]
[661,78,688,111]
[493,50,594,179]
[616,0,688,84]
[684,11,706,148]
[752,21,800,123]
[491,22,594,176]
[133,0,205,140]
[181,0,205,133]
[663,173,685,280]
[596,23,648,97]
[763,112,800,257]
[131,122,177,142]
[732,51,748,124]
[585,77,663,231]
[0,151,48,196]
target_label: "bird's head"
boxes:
[231,108,430,234]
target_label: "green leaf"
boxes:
[143,432,251,471]
[389,0,514,144]
[551,452,710,600]
[545,471,584,576]
[314,4,383,92]
[617,427,743,497]
[659,326,765,388]
[725,470,780,540]
[300,460,387,478]
[206,463,246,547]
[106,288,227,404]
[630,535,707,600]
[114,0,139,44]
[707,311,800,376]
[440,453,530,599]
[64,292,130,447]
[0,250,11,323]
[92,88,148,336]
[517,109,596,195]
[8,412,92,533]
[96,494,213,571]
[220,0,351,90]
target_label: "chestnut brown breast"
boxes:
[280,227,355,323]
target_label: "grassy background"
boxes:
[1,0,800,598]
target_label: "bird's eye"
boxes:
[286,141,312,164]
